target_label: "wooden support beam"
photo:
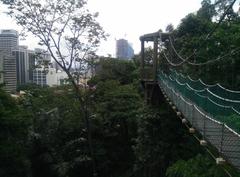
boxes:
[141,40,145,80]
[153,37,158,81]
[139,31,170,42]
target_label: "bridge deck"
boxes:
[158,72,240,171]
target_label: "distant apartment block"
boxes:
[33,68,47,87]
[47,68,68,87]
[116,39,134,59]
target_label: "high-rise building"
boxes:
[13,46,35,85]
[33,68,47,87]
[0,29,19,49]
[0,29,18,92]
[0,53,3,84]
[28,52,36,83]
[0,29,67,90]
[32,48,51,86]
[13,47,51,87]
[116,39,134,59]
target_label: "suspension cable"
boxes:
[164,0,238,65]
[165,36,240,66]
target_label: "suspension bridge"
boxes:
[140,31,240,172]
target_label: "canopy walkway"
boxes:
[159,70,240,169]
[140,31,240,172]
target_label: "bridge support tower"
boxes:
[140,31,170,105]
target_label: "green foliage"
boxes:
[197,0,216,21]
[168,0,240,89]
[0,57,142,177]
[0,88,31,177]
[19,86,90,177]
[133,106,203,177]
[92,58,138,85]
[166,154,230,177]
[91,79,141,177]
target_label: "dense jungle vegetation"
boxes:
[1,57,239,177]
[1,0,240,176]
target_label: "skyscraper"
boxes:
[33,68,47,87]
[32,48,51,86]
[0,29,19,49]
[0,53,3,84]
[13,46,36,85]
[0,29,18,92]
[116,39,134,59]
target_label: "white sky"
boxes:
[87,0,203,56]
[0,0,203,56]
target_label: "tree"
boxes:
[166,154,235,177]
[197,0,216,21]
[162,0,240,89]
[214,0,239,22]
[2,0,106,91]
[0,87,31,177]
[19,85,97,177]
[1,0,107,176]
[92,80,141,177]
[133,106,203,177]
[88,59,142,177]
[90,58,138,85]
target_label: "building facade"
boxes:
[0,29,19,49]
[116,39,134,59]
[0,30,19,92]
[0,54,3,84]
[13,46,36,85]
[46,68,68,87]
[33,68,47,87]
[0,29,69,91]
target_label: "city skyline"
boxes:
[0,29,68,92]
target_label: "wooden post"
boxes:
[141,39,145,80]
[153,37,158,81]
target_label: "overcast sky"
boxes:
[87,0,203,56]
[0,0,203,56]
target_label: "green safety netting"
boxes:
[208,84,240,101]
[167,70,240,111]
[197,89,240,113]
[158,70,240,133]
[170,69,240,101]
[170,69,215,90]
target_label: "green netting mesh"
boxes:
[197,90,240,113]
[208,84,240,101]
[158,70,240,133]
